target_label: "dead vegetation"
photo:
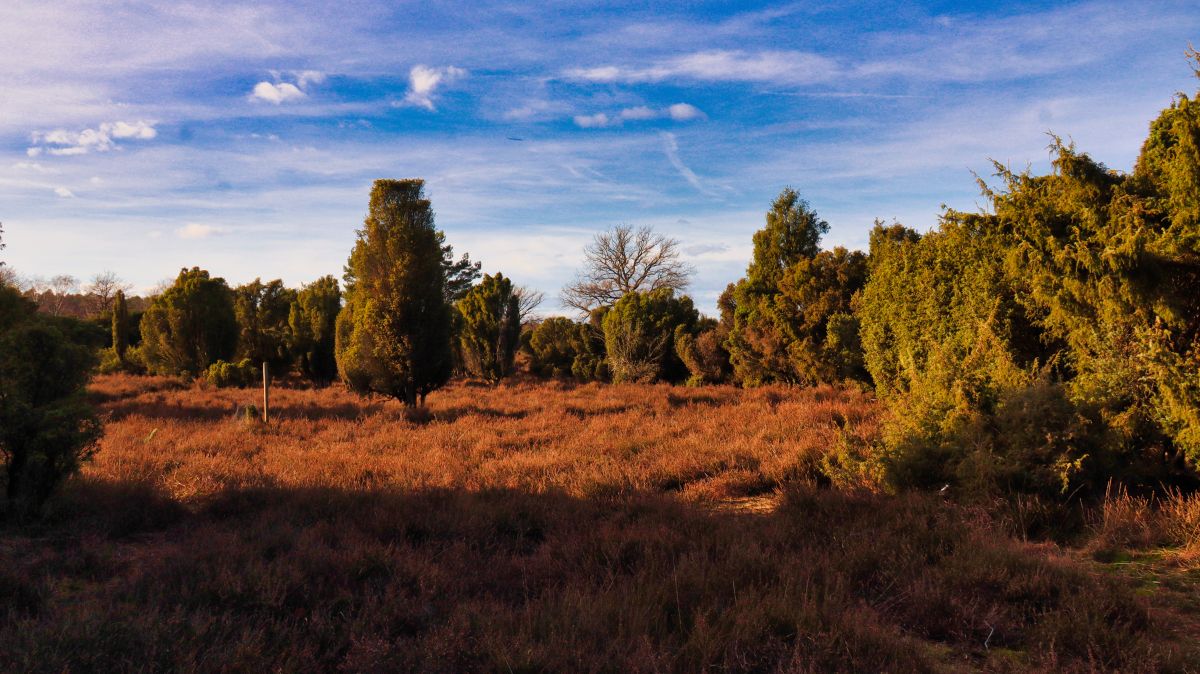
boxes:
[1,374,1197,673]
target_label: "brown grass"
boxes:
[0,374,1197,673]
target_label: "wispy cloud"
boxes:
[574,103,706,128]
[660,132,707,195]
[566,50,840,85]
[54,186,74,198]
[27,120,157,156]
[401,65,466,111]
[177,223,223,239]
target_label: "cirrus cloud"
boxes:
[566,50,840,85]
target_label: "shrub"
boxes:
[527,317,578,378]
[234,278,296,376]
[204,359,258,388]
[0,284,100,519]
[456,272,521,383]
[288,276,341,385]
[602,288,697,383]
[674,318,730,385]
[139,267,237,377]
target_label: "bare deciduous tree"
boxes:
[45,274,79,316]
[85,270,132,316]
[514,285,545,323]
[561,224,693,314]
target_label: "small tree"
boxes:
[528,317,579,378]
[456,272,521,383]
[234,278,297,375]
[139,267,237,377]
[111,289,129,363]
[336,179,454,407]
[438,231,482,302]
[562,224,694,314]
[675,318,731,385]
[85,271,132,317]
[603,288,698,383]
[288,276,341,385]
[0,284,100,519]
[726,188,832,386]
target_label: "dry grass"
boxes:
[81,374,876,504]
[0,374,1197,673]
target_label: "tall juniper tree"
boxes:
[336,179,454,406]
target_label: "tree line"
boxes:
[2,70,1198,519]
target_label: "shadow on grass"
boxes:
[0,479,1193,673]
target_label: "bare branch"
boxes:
[514,285,545,323]
[560,224,694,314]
[84,270,132,316]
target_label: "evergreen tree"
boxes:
[456,272,521,383]
[288,276,341,385]
[602,288,698,383]
[438,231,482,302]
[139,267,237,377]
[0,283,100,518]
[234,278,296,375]
[726,189,834,385]
[528,317,580,378]
[111,289,129,363]
[336,179,454,406]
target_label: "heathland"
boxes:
[1,373,1198,672]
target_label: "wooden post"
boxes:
[262,362,270,423]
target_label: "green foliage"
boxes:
[288,276,341,385]
[858,86,1200,496]
[746,188,828,292]
[674,318,731,385]
[527,317,579,378]
[112,290,129,363]
[234,279,297,375]
[139,267,237,377]
[204,358,258,388]
[602,288,697,383]
[438,231,482,302]
[335,179,454,406]
[776,247,869,383]
[456,273,521,383]
[726,191,867,386]
[0,283,100,518]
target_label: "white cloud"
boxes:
[249,70,326,104]
[251,81,306,104]
[566,50,839,85]
[296,70,326,88]
[12,161,53,173]
[109,120,157,139]
[667,103,705,121]
[54,186,74,198]
[619,106,658,121]
[27,120,158,156]
[574,104,706,128]
[402,65,466,111]
[573,112,611,128]
[177,223,223,239]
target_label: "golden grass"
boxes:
[0,374,1196,673]
[84,374,877,504]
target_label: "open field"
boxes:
[2,374,1199,672]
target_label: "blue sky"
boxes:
[1,0,1197,314]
